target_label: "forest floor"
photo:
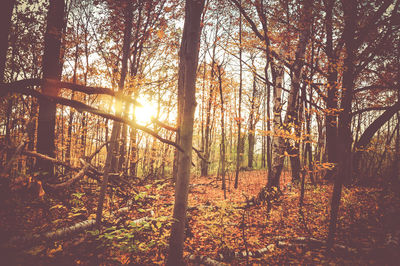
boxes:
[1,170,400,265]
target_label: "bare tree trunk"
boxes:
[66,42,79,164]
[248,74,257,169]
[201,19,219,177]
[36,0,65,180]
[217,64,227,199]
[167,0,204,264]
[324,0,339,180]
[327,0,357,249]
[268,46,285,188]
[234,0,243,188]
[96,1,133,225]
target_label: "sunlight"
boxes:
[134,98,158,125]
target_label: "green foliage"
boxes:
[90,215,173,254]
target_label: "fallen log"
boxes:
[271,236,357,253]
[4,213,154,250]
[185,254,227,266]
[217,245,275,262]
[5,219,96,248]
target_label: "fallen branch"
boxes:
[46,160,91,189]
[22,150,79,171]
[5,219,96,248]
[5,212,155,249]
[185,255,227,266]
[217,245,275,262]
[271,236,357,253]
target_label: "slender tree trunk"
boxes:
[234,1,243,188]
[66,42,79,164]
[201,20,219,177]
[248,74,257,169]
[217,64,227,199]
[167,0,204,264]
[36,0,65,179]
[96,1,133,224]
[324,0,339,180]
[268,46,285,188]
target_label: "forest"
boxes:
[0,0,399,265]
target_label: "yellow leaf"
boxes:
[157,29,165,39]
[48,245,63,257]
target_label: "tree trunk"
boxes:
[96,1,133,225]
[324,0,339,180]
[353,101,400,178]
[248,74,257,169]
[167,0,204,264]
[268,0,312,188]
[234,1,243,188]
[0,0,14,83]
[36,0,65,179]
[327,0,357,249]
[201,21,219,177]
[268,46,285,188]
[217,64,227,199]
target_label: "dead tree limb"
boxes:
[46,161,91,189]
[22,150,79,171]
[5,219,96,248]
[271,236,357,253]
[185,255,227,266]
[5,213,154,249]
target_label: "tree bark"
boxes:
[217,64,227,199]
[234,1,243,188]
[0,0,14,83]
[248,73,258,169]
[268,0,312,188]
[324,0,339,180]
[268,45,285,188]
[96,1,133,225]
[36,0,65,179]
[166,0,204,264]
[327,0,357,250]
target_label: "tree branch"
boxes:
[4,86,184,152]
[1,78,142,106]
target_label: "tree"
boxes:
[166,0,205,264]
[36,0,65,179]
[234,0,243,188]
[327,0,394,249]
[96,0,133,225]
[0,0,15,83]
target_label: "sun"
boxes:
[134,99,158,125]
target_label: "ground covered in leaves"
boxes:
[1,170,400,265]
